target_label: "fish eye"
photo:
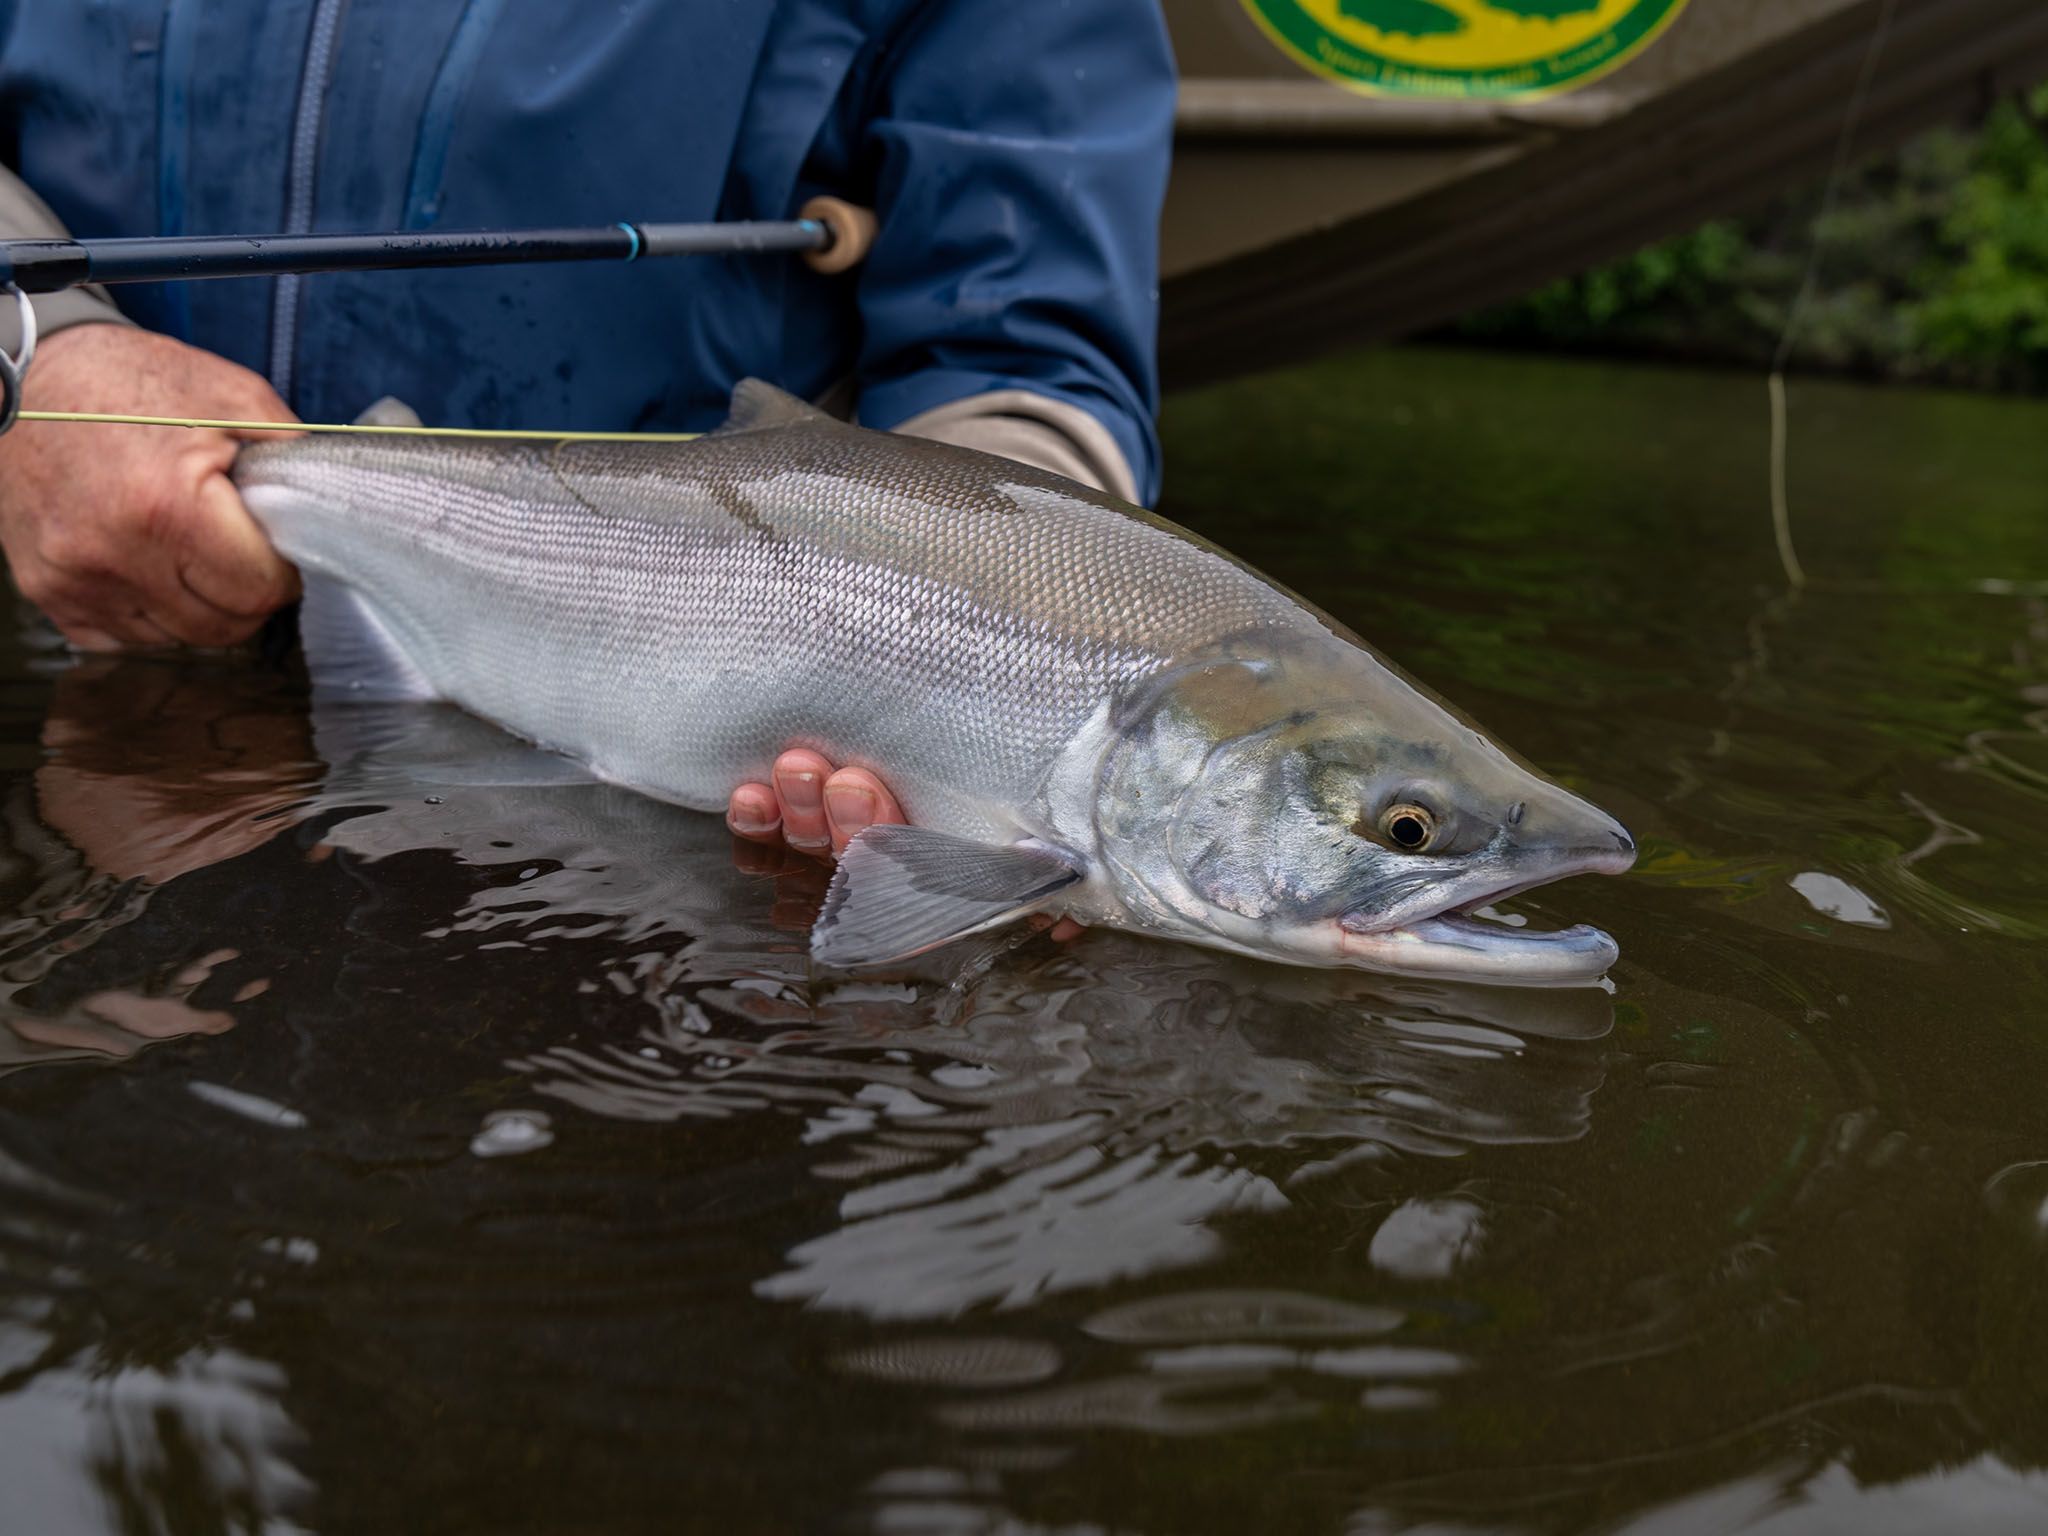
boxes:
[1379,803,1437,852]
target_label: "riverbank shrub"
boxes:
[1456,86,2048,391]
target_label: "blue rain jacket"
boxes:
[0,1,1172,500]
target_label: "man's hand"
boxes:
[726,749,1084,940]
[0,324,300,650]
[727,748,904,856]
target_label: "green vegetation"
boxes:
[1339,0,1604,34]
[1340,0,1464,37]
[1458,86,2048,391]
[1486,0,1604,17]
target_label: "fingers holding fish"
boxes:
[140,545,277,648]
[726,781,782,843]
[56,624,126,655]
[821,766,898,855]
[772,749,835,850]
[726,751,906,858]
[1026,913,1088,944]
[180,473,303,622]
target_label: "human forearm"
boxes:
[850,0,1174,505]
[892,388,1140,503]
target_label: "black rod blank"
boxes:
[0,218,830,294]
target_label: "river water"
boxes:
[0,347,2044,1534]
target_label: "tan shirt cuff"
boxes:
[891,388,1142,505]
[0,164,132,353]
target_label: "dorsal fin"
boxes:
[353,396,424,429]
[717,379,829,435]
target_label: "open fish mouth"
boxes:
[1334,849,1633,985]
[1336,911,1619,984]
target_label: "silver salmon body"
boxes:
[235,383,1634,982]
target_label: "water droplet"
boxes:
[470,1109,554,1159]
[1984,1161,2048,1242]
[1368,1198,1486,1279]
[189,1081,308,1130]
[257,1235,320,1265]
[1789,871,1890,928]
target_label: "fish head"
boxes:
[1095,648,1635,983]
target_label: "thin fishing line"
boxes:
[1767,0,1898,589]
[16,409,698,442]
[1767,373,1801,586]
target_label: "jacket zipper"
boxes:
[270,0,347,404]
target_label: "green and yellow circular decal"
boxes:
[1241,0,1691,100]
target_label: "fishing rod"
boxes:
[0,196,874,292]
[0,196,875,433]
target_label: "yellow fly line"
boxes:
[16,408,699,442]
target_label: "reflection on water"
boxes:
[1,347,2046,1533]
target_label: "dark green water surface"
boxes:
[2,348,2046,1534]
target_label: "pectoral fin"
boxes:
[811,825,1082,968]
[297,573,439,703]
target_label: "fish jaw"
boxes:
[1331,837,1635,984]
[1079,838,1635,985]
[1334,913,1620,984]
